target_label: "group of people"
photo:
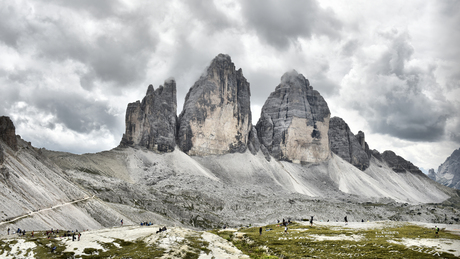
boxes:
[140,221,153,226]
[6,227,82,241]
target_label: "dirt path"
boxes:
[0,195,95,226]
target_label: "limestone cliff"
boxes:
[0,116,18,151]
[328,117,370,170]
[119,80,177,152]
[434,148,460,190]
[256,70,330,163]
[177,54,252,156]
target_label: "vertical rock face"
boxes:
[119,80,177,152]
[0,116,18,151]
[177,54,252,156]
[256,70,330,163]
[0,142,3,164]
[435,148,460,189]
[328,117,370,170]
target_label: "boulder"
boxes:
[119,79,177,152]
[328,117,370,170]
[177,54,252,156]
[256,70,330,163]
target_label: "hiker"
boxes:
[310,216,314,227]
[78,232,81,241]
[7,228,10,235]
[72,233,76,241]
[31,231,34,237]
[284,225,288,234]
[259,227,262,235]
[23,230,26,236]
[51,246,56,253]
[344,216,348,225]
[435,226,439,238]
[121,219,123,226]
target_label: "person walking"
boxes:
[121,219,123,226]
[310,216,314,227]
[7,228,10,235]
[259,227,262,236]
[78,232,81,241]
[435,226,439,238]
[344,216,348,225]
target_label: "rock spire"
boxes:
[177,54,252,156]
[255,70,331,163]
[119,79,177,152]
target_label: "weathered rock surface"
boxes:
[0,143,4,164]
[256,70,330,163]
[0,116,18,151]
[328,117,370,170]
[119,80,177,152]
[434,148,460,190]
[381,150,425,176]
[177,54,251,156]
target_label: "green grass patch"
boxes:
[212,222,460,259]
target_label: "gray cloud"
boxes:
[347,30,454,142]
[340,39,359,57]
[240,0,342,48]
[183,0,231,32]
[0,1,159,90]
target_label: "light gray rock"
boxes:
[177,54,252,156]
[119,79,177,152]
[256,70,330,163]
[328,117,370,170]
[435,148,460,190]
[0,116,18,151]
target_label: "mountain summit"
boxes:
[256,70,331,163]
[177,54,252,156]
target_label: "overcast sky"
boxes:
[1,0,459,172]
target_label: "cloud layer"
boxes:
[0,0,458,170]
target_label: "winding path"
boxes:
[0,195,95,226]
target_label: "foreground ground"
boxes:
[0,221,459,258]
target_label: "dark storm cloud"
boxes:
[240,0,342,49]
[351,30,454,142]
[28,89,118,134]
[0,1,159,90]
